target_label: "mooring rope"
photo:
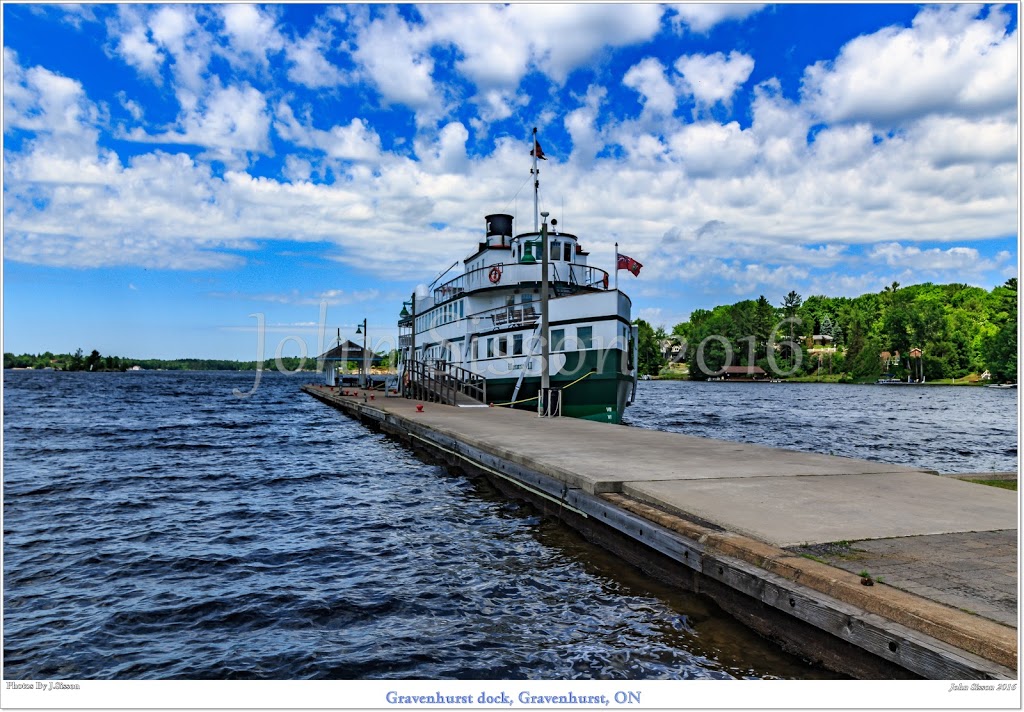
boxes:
[491,370,594,407]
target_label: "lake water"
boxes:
[3,371,1016,680]
[625,380,1018,474]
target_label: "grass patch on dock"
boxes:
[800,552,828,565]
[788,540,868,564]
[964,478,1017,491]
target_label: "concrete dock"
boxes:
[302,384,1018,679]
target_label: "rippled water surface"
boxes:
[5,370,841,680]
[624,380,1018,474]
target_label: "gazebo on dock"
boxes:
[318,340,383,386]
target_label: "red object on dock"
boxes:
[416,404,424,412]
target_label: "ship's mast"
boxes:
[532,126,539,233]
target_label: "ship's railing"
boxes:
[465,303,540,330]
[404,358,486,406]
[433,262,609,303]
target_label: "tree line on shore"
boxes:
[635,279,1017,382]
[3,350,310,372]
[3,349,401,373]
[7,279,1016,383]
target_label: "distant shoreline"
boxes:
[4,352,332,372]
[648,374,995,387]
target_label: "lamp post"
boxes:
[400,297,415,396]
[539,211,550,416]
[355,318,368,388]
[331,327,341,386]
[400,298,415,360]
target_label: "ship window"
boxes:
[564,242,572,261]
[551,328,565,351]
[550,241,560,261]
[577,326,593,350]
[513,334,523,355]
[497,336,507,356]
[487,338,494,358]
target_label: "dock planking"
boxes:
[302,384,1018,679]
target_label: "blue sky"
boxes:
[3,3,1018,360]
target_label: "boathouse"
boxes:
[718,365,767,381]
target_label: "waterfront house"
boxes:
[880,350,901,369]
[807,334,836,353]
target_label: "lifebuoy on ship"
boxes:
[489,266,502,284]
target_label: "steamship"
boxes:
[397,133,637,423]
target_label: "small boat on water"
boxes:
[396,129,638,423]
[986,383,1017,389]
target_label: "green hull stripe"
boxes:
[481,348,633,424]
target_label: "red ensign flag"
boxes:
[616,253,642,276]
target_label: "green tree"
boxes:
[633,318,665,376]
[781,290,803,367]
[86,349,102,371]
[683,306,734,379]
[753,295,775,361]
[982,278,1018,382]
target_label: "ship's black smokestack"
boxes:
[485,213,513,239]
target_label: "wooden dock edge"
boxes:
[301,385,1017,680]
[603,494,1017,671]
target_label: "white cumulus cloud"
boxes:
[127,83,273,167]
[219,4,284,70]
[352,9,440,119]
[284,25,346,88]
[801,4,1017,126]
[623,58,677,116]
[868,243,1011,274]
[668,4,766,33]
[675,51,755,108]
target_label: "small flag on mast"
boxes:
[531,139,547,160]
[616,253,643,276]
